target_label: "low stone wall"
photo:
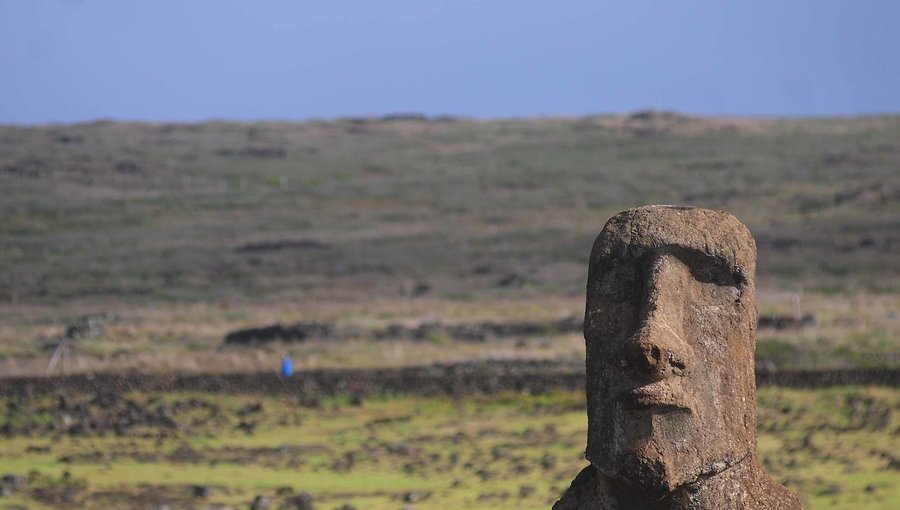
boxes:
[0,362,897,399]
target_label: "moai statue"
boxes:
[554,206,802,510]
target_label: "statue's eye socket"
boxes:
[690,263,741,288]
[597,264,639,302]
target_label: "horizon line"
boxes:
[3,109,900,128]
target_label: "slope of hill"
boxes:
[1,113,897,374]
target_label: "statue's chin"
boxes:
[596,453,692,494]
[589,410,704,493]
[593,444,748,496]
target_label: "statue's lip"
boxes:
[619,384,691,412]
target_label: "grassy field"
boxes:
[0,114,897,510]
[0,113,898,374]
[0,386,897,510]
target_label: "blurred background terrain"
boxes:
[0,113,897,375]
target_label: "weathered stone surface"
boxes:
[554,205,802,509]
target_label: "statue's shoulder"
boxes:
[552,465,610,510]
[710,461,803,510]
[749,471,804,510]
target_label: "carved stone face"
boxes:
[584,206,758,493]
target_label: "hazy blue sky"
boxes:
[1,1,898,124]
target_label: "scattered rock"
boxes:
[540,454,557,470]
[496,273,525,288]
[402,491,427,503]
[236,239,329,253]
[758,314,815,331]
[1,473,24,496]
[216,146,287,159]
[372,317,581,342]
[65,314,109,340]
[224,323,335,345]
[237,421,257,435]
[820,484,843,496]
[166,441,200,462]
[251,495,272,509]
[237,403,263,416]
[279,492,314,510]
[114,160,143,174]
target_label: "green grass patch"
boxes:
[1,387,897,509]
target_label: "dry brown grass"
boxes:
[1,115,897,375]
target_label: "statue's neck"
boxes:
[597,454,770,510]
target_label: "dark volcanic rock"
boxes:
[279,491,314,510]
[224,322,335,345]
[758,314,815,331]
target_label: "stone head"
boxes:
[584,206,758,493]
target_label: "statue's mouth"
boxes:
[619,383,691,413]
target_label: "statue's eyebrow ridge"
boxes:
[667,244,750,287]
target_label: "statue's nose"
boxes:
[622,255,691,380]
[625,322,689,379]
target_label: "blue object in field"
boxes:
[281,356,294,377]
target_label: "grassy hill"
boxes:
[0,112,897,374]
